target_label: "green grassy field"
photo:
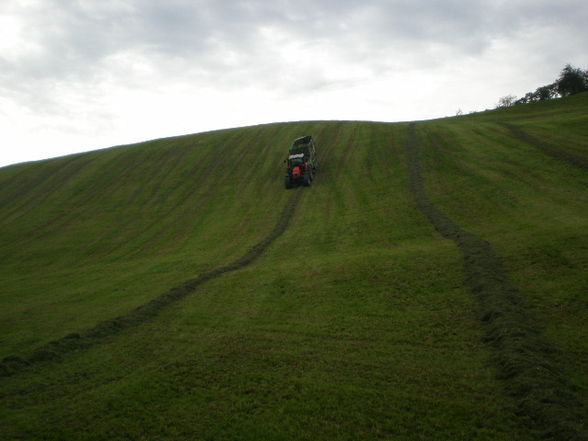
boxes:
[1,94,587,440]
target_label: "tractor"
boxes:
[284,135,318,189]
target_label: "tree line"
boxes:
[497,64,588,108]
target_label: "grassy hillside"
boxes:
[1,94,587,440]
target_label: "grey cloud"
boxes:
[7,0,588,65]
[2,0,587,112]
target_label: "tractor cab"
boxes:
[287,153,305,168]
[287,153,306,180]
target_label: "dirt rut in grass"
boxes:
[0,189,302,377]
[404,122,587,441]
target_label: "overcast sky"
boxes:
[1,0,587,168]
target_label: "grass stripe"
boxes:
[501,123,588,171]
[404,122,588,441]
[0,189,302,378]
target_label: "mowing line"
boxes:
[403,122,587,441]
[0,189,302,377]
[501,123,588,171]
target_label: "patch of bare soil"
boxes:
[404,123,587,441]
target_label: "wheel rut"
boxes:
[0,189,303,377]
[404,122,587,441]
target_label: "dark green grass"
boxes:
[416,95,588,415]
[1,246,527,440]
[0,123,317,356]
[2,95,587,440]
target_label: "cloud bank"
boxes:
[1,0,587,166]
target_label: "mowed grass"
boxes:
[0,123,319,356]
[2,95,587,440]
[416,93,588,408]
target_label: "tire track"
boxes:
[404,123,587,441]
[0,189,302,377]
[501,123,588,171]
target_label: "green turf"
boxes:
[417,98,588,412]
[2,94,588,440]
